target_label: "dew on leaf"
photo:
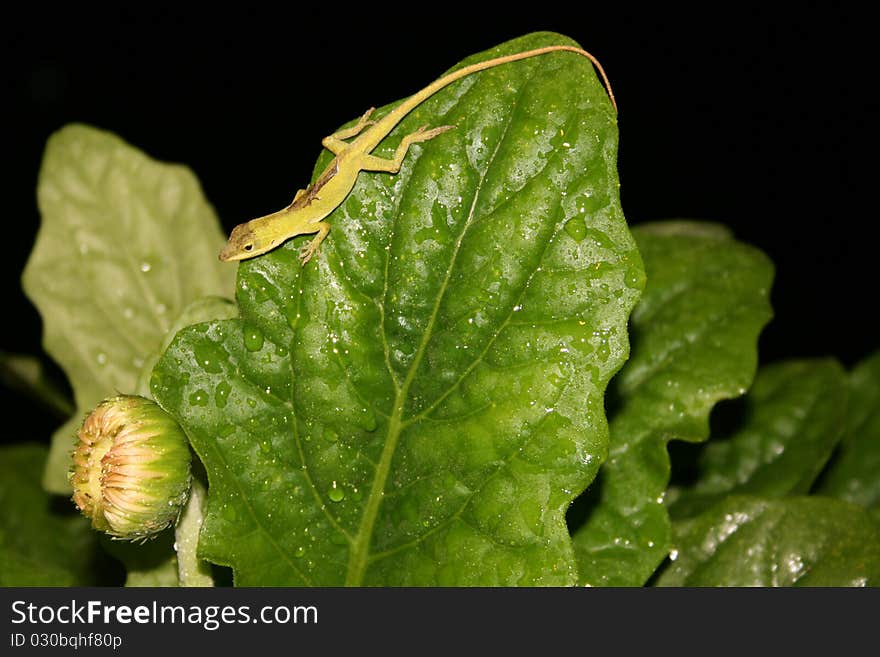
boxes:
[359,407,378,432]
[188,389,209,406]
[243,324,265,352]
[193,342,224,373]
[215,381,231,408]
[284,303,299,329]
[625,265,646,290]
[564,217,587,242]
[328,482,345,502]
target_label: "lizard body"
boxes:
[219,45,615,264]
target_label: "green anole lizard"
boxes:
[218,45,616,265]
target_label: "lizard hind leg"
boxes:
[358,124,456,174]
[298,221,331,266]
[321,107,377,154]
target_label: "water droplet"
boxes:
[193,342,224,373]
[583,228,613,249]
[246,398,257,408]
[293,546,306,558]
[140,261,152,273]
[284,303,300,330]
[221,504,237,522]
[328,481,345,502]
[215,381,231,408]
[564,217,587,242]
[189,389,209,406]
[625,265,645,290]
[359,407,378,432]
[259,440,271,454]
[323,427,339,442]
[156,303,167,315]
[96,352,107,366]
[243,324,264,351]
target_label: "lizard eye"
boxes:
[244,244,253,252]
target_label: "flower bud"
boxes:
[70,395,192,540]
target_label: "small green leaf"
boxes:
[22,124,236,493]
[153,32,640,585]
[669,359,848,517]
[570,221,773,585]
[0,444,102,585]
[656,495,880,586]
[174,477,214,587]
[817,351,880,509]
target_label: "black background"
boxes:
[3,5,877,443]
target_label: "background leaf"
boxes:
[0,444,109,585]
[22,124,236,493]
[656,495,880,586]
[569,221,773,585]
[668,359,847,518]
[816,351,880,509]
[153,32,640,585]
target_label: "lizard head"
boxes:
[219,221,279,261]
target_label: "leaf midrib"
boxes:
[344,70,536,585]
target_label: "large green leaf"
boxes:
[817,351,880,509]
[22,124,236,493]
[669,359,847,517]
[569,221,773,585]
[0,444,102,585]
[656,495,880,586]
[152,32,640,585]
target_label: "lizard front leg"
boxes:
[298,221,331,265]
[358,124,455,173]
